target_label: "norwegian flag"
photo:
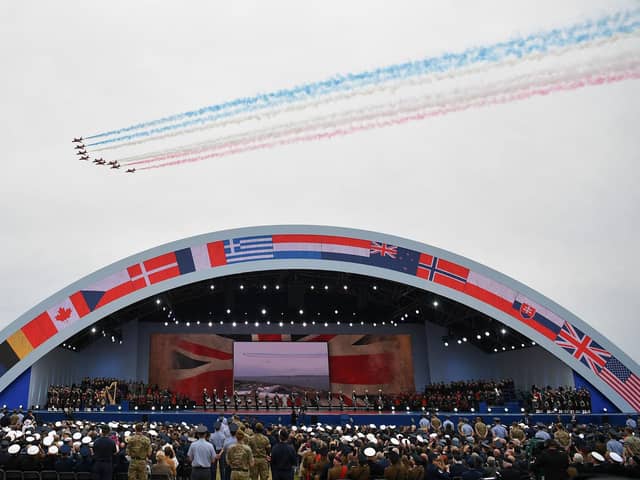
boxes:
[555,322,611,373]
[598,357,640,412]
[370,242,397,258]
[416,253,469,291]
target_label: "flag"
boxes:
[416,253,469,291]
[513,294,565,340]
[598,357,640,411]
[223,236,274,263]
[251,334,292,342]
[70,269,138,317]
[272,234,369,259]
[361,242,420,274]
[464,271,517,316]
[127,248,197,288]
[20,311,59,349]
[46,297,81,331]
[555,322,610,372]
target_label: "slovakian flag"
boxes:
[416,253,469,291]
[512,293,564,340]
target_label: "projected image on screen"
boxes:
[233,342,330,397]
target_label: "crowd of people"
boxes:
[46,378,195,411]
[46,378,592,415]
[526,386,592,414]
[0,409,639,480]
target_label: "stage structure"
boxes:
[0,225,638,412]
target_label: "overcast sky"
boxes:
[0,1,638,364]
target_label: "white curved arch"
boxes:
[1,225,637,411]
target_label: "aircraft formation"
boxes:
[72,137,134,173]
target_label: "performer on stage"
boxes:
[212,389,218,411]
[233,391,240,410]
[378,389,384,411]
[223,389,229,411]
[254,390,260,410]
[364,390,370,411]
[352,390,357,411]
[203,388,211,411]
[315,391,320,411]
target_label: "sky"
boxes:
[0,1,639,364]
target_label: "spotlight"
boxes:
[324,285,329,290]
[521,343,525,347]
[324,322,328,327]
[232,322,237,327]
[454,407,458,412]
[462,337,467,342]
[302,322,307,327]
[91,327,96,333]
[372,285,377,290]
[487,408,492,413]
[156,299,161,305]
[240,285,244,290]
[261,308,267,315]
[343,285,348,290]
[220,321,224,325]
[244,320,248,325]
[603,408,608,413]
[502,347,506,351]
[531,341,536,346]
[151,406,156,411]
[208,322,212,327]
[275,285,280,290]
[504,408,509,412]
[433,301,438,307]
[485,331,490,336]
[373,323,377,327]
[444,342,449,347]
[334,309,339,314]
[279,322,283,327]
[262,284,267,290]
[210,285,215,290]
[134,406,138,411]
[501,328,507,334]
[226,309,231,314]
[299,309,304,315]
[186,322,190,327]
[254,322,259,327]
[349,322,353,327]
[521,408,525,412]
[415,310,420,315]
[457,339,462,345]
[310,285,315,290]
[118,406,122,411]
[493,348,498,352]
[476,334,481,340]
[470,407,475,412]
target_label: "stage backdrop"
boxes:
[149,333,414,401]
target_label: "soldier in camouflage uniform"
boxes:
[127,423,151,480]
[248,423,271,480]
[226,429,254,480]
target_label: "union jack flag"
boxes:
[555,322,610,373]
[370,242,397,258]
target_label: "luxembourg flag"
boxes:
[272,234,371,259]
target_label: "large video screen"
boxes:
[233,342,330,396]
[149,333,415,402]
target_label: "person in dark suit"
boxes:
[534,441,569,480]
[270,429,297,480]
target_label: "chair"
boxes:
[40,472,58,480]
[4,471,23,480]
[22,473,40,480]
[57,473,75,480]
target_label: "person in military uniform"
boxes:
[248,422,271,480]
[127,423,151,480]
[430,415,441,432]
[554,423,571,451]
[327,452,349,480]
[474,417,488,440]
[383,450,406,480]
[226,429,254,480]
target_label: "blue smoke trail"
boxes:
[86,9,640,146]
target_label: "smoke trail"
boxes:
[138,68,640,171]
[92,32,640,155]
[122,56,640,167]
[86,10,639,146]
